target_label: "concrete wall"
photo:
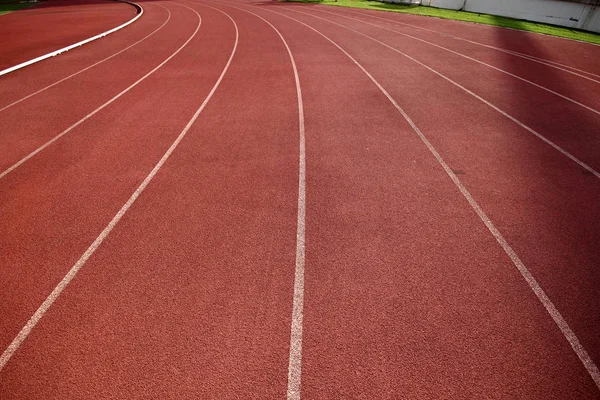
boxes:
[420,0,464,8]
[417,0,600,33]
[581,3,600,31]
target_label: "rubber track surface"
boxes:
[0,0,137,70]
[0,0,599,398]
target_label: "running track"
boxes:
[0,0,137,70]
[1,0,600,398]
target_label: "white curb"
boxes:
[0,0,143,77]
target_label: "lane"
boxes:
[0,0,137,70]
[0,1,168,109]
[0,3,171,113]
[0,0,226,351]
[0,1,302,398]
[311,4,600,76]
[286,6,600,174]
[310,6,600,109]
[249,3,600,398]
[334,7,600,83]
[0,1,196,176]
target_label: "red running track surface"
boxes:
[0,0,599,398]
[0,0,138,70]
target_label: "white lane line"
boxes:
[503,51,600,80]
[0,3,172,113]
[303,7,600,117]
[260,6,600,393]
[0,2,199,180]
[0,1,143,77]
[0,5,239,373]
[226,9,305,400]
[201,2,306,397]
[285,8,600,180]
[335,8,600,83]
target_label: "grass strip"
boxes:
[0,1,38,15]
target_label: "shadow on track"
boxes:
[256,0,600,378]
[470,14,600,368]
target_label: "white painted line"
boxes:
[304,7,600,116]
[336,8,600,83]
[502,51,600,80]
[264,6,600,393]
[203,2,306,397]
[231,10,305,400]
[289,8,600,180]
[0,1,144,77]
[0,3,171,113]
[0,4,238,372]
[0,2,199,180]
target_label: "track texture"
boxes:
[0,0,138,70]
[1,0,599,398]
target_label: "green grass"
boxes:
[283,0,600,45]
[0,1,38,15]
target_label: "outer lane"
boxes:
[311,4,600,76]
[308,6,600,110]
[286,4,600,172]
[251,2,600,398]
[277,3,600,375]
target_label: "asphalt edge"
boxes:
[0,0,144,77]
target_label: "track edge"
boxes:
[0,0,144,77]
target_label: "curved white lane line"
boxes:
[0,4,239,372]
[0,1,144,77]
[0,2,199,180]
[287,7,600,180]
[263,5,600,393]
[215,5,306,399]
[208,4,307,398]
[0,3,172,113]
[189,2,307,397]
[335,8,600,82]
[305,7,600,116]
[503,51,600,79]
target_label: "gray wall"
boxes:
[413,0,600,33]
